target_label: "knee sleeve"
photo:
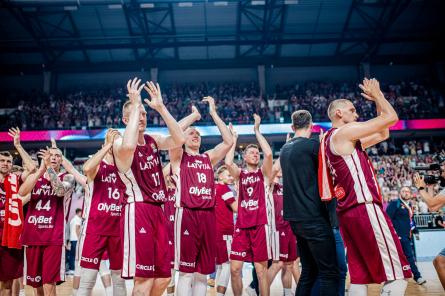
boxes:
[192,273,207,296]
[349,284,367,296]
[217,262,230,289]
[99,260,111,277]
[381,279,407,296]
[110,271,126,296]
[177,272,193,296]
[77,268,98,296]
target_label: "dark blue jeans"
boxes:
[311,228,347,296]
[69,240,77,271]
[400,236,421,280]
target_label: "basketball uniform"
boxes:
[215,183,236,265]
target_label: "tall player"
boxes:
[112,78,185,296]
[19,146,75,296]
[169,97,233,296]
[321,78,411,296]
[77,128,127,296]
[225,114,273,296]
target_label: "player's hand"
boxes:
[319,128,324,143]
[37,148,51,168]
[143,81,164,111]
[8,127,21,147]
[253,114,261,131]
[229,123,238,141]
[202,96,216,115]
[105,128,120,146]
[359,78,383,101]
[413,173,426,189]
[126,77,144,105]
[191,105,201,121]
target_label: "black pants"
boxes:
[400,236,421,280]
[290,221,339,296]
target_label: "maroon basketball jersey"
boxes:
[22,173,67,246]
[324,128,383,213]
[177,151,215,209]
[85,161,126,236]
[237,169,268,228]
[215,183,236,235]
[164,187,176,225]
[119,134,167,204]
[271,183,290,231]
[0,182,6,243]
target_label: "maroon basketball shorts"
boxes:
[271,227,298,262]
[0,246,23,281]
[121,202,170,279]
[80,233,122,271]
[230,224,271,263]
[24,245,65,288]
[174,207,216,275]
[338,203,412,284]
[215,234,233,265]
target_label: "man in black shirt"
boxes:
[280,110,339,296]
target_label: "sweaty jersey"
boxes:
[237,169,268,229]
[270,183,290,231]
[22,173,68,246]
[215,183,236,235]
[324,128,382,213]
[119,134,167,204]
[84,160,126,236]
[176,151,215,209]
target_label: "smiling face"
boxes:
[218,168,234,185]
[184,127,201,150]
[243,145,260,166]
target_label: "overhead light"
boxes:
[251,0,265,5]
[284,0,298,4]
[140,3,154,8]
[214,1,228,6]
[178,2,193,7]
[108,4,122,9]
[64,6,78,11]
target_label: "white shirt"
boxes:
[69,215,82,241]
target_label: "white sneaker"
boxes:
[416,277,426,285]
[245,286,258,296]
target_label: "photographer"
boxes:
[413,164,445,290]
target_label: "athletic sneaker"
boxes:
[416,277,426,285]
[245,286,258,296]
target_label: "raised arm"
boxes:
[8,127,36,180]
[203,97,233,166]
[270,158,281,183]
[18,149,47,196]
[62,156,86,188]
[144,82,185,150]
[84,129,120,182]
[179,106,201,131]
[254,114,273,181]
[224,123,241,181]
[334,78,398,153]
[113,77,144,173]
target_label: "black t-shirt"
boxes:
[280,136,329,223]
[434,215,444,228]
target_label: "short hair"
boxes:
[0,151,13,158]
[75,208,82,214]
[327,99,351,120]
[216,165,228,178]
[244,144,259,154]
[122,100,132,116]
[291,110,312,130]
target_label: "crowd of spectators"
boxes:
[1,79,444,131]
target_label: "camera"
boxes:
[412,153,445,186]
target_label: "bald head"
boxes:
[327,99,352,121]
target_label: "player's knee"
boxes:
[434,255,445,270]
[0,280,13,290]
[230,264,241,276]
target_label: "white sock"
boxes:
[192,273,207,296]
[381,280,407,296]
[72,288,78,296]
[215,265,222,288]
[216,262,230,290]
[349,284,367,296]
[111,271,127,296]
[284,288,292,296]
[105,286,113,296]
[177,272,193,296]
[19,289,25,296]
[77,268,99,296]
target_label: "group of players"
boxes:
[0,78,300,296]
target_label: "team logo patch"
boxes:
[334,185,345,200]
[139,227,147,234]
[184,229,189,235]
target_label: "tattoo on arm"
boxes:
[47,168,73,197]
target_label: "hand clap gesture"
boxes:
[144,81,165,111]
[202,96,216,115]
[359,78,384,101]
[8,127,21,147]
[126,77,144,105]
[253,113,261,132]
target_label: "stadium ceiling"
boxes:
[0,0,444,74]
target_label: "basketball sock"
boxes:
[192,273,207,296]
[215,265,222,288]
[77,268,98,296]
[177,272,193,296]
[216,262,230,289]
[105,286,113,296]
[283,288,292,296]
[111,271,127,296]
[381,279,407,296]
[72,289,77,296]
[349,284,367,296]
[168,269,176,288]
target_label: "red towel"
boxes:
[2,174,24,249]
[318,131,335,201]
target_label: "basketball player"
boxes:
[76,128,127,296]
[214,164,237,296]
[169,97,233,296]
[267,162,297,296]
[225,114,273,296]
[19,146,75,296]
[1,128,37,296]
[112,78,185,295]
[322,78,411,295]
